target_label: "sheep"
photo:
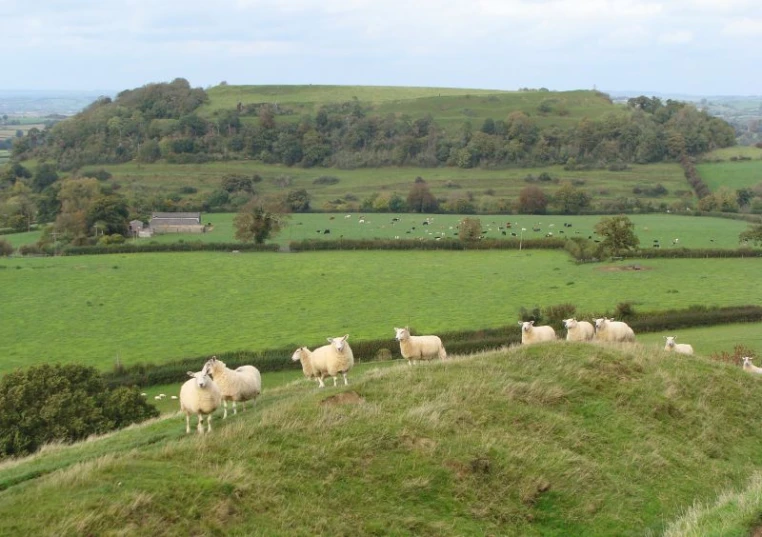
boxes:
[302,335,354,388]
[593,318,635,342]
[562,318,595,342]
[742,357,762,375]
[518,321,556,344]
[204,356,262,419]
[394,327,447,366]
[291,346,324,387]
[663,336,694,355]
[179,364,222,434]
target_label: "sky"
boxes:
[3,0,761,95]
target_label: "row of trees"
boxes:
[11,81,736,171]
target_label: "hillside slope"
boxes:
[1,343,762,536]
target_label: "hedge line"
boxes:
[55,242,280,256]
[288,238,567,252]
[622,247,762,259]
[101,304,762,389]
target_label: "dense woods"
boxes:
[11,80,735,171]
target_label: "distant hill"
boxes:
[0,90,112,117]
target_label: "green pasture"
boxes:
[92,160,689,210]
[636,322,762,357]
[4,344,762,535]
[2,250,762,375]
[198,85,620,135]
[698,159,762,192]
[703,146,762,161]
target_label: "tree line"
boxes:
[11,81,736,171]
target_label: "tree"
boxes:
[553,181,592,214]
[86,194,129,236]
[406,177,438,213]
[739,224,762,246]
[517,185,548,214]
[0,364,158,458]
[285,189,311,212]
[31,163,59,193]
[234,196,290,244]
[458,217,482,241]
[594,215,640,255]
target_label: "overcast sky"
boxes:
[3,0,760,95]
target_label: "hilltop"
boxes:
[1,343,762,536]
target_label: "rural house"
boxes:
[149,212,205,234]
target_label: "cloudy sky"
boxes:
[3,0,761,95]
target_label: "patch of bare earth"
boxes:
[320,391,364,406]
[597,264,653,272]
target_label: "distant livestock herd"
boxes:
[173,322,759,434]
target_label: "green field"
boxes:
[703,146,762,161]
[2,250,761,375]
[86,160,689,213]
[199,85,618,133]
[4,343,762,535]
[698,159,762,192]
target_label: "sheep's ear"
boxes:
[394,327,399,332]
[342,334,349,341]
[187,371,195,378]
[517,322,523,326]
[530,320,535,326]
[326,337,333,343]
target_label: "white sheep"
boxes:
[179,364,222,434]
[663,336,694,355]
[742,357,762,375]
[518,321,556,344]
[204,356,262,419]
[593,317,635,343]
[301,335,355,388]
[394,327,447,366]
[562,318,595,342]
[291,346,324,387]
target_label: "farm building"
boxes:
[150,212,205,234]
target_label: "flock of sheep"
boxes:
[177,321,759,434]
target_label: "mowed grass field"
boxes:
[698,158,762,192]
[90,160,689,210]
[198,85,618,132]
[2,250,762,375]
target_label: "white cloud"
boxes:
[658,30,694,44]
[722,17,762,37]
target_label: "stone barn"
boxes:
[150,212,205,234]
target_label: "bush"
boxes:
[18,243,43,256]
[615,302,636,319]
[518,306,543,324]
[543,303,577,328]
[313,176,340,185]
[0,364,158,458]
[0,239,13,257]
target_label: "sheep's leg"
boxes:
[333,376,338,387]
[222,400,228,419]
[196,415,203,434]
[342,372,349,385]
[317,377,326,388]
[206,414,213,433]
[232,401,237,415]
[185,414,191,434]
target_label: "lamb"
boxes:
[663,336,694,355]
[562,318,595,342]
[394,327,447,366]
[299,335,354,388]
[742,357,762,375]
[204,356,262,419]
[179,364,222,434]
[291,346,323,387]
[518,321,556,344]
[593,318,635,342]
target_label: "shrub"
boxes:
[18,243,43,256]
[543,303,577,327]
[0,239,13,257]
[313,176,340,185]
[0,364,158,458]
[519,306,543,324]
[709,344,757,366]
[615,302,636,319]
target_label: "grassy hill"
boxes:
[2,343,762,536]
[199,85,618,132]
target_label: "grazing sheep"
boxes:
[291,346,323,387]
[394,327,447,366]
[305,335,355,388]
[204,356,262,419]
[518,321,556,344]
[593,318,635,342]
[179,365,222,434]
[663,336,694,355]
[742,357,762,375]
[563,318,595,342]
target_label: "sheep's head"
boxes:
[291,347,308,362]
[743,357,753,367]
[664,336,676,348]
[594,318,606,330]
[188,369,211,388]
[519,321,534,332]
[204,356,225,374]
[394,327,410,341]
[563,318,577,329]
[327,334,349,352]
